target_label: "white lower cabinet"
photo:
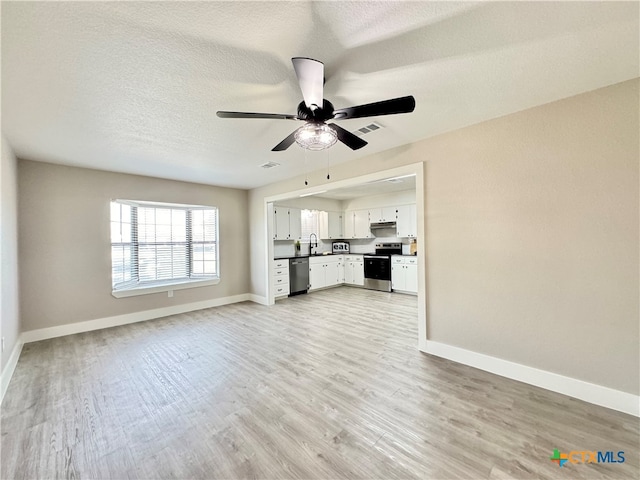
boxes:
[343,255,364,286]
[391,256,418,294]
[272,259,290,298]
[276,254,417,297]
[309,261,325,291]
[309,256,343,291]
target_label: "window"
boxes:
[300,209,319,242]
[110,200,219,297]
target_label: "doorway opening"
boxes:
[264,162,426,350]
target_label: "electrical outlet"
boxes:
[168,290,173,298]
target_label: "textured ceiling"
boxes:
[2,1,638,189]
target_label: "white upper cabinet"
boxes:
[328,211,343,239]
[353,210,372,238]
[395,204,417,238]
[273,206,302,240]
[273,206,288,240]
[319,211,344,239]
[343,210,373,238]
[288,207,301,240]
[343,211,354,239]
[369,206,397,223]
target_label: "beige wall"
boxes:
[274,196,343,211]
[274,191,416,214]
[342,190,416,211]
[1,137,21,371]
[249,79,639,395]
[18,161,250,331]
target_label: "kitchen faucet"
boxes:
[309,233,318,255]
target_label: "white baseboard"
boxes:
[15,297,637,418]
[22,294,252,344]
[248,294,269,306]
[1,338,24,404]
[423,340,639,417]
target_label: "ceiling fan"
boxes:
[216,57,416,152]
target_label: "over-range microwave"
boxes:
[332,241,350,253]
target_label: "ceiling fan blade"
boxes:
[216,111,298,120]
[271,127,303,151]
[332,95,416,120]
[292,57,324,109]
[327,123,368,150]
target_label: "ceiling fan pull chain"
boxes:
[304,149,309,185]
[326,149,330,180]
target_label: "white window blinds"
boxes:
[300,209,319,242]
[110,200,218,293]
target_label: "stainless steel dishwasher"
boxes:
[289,257,309,296]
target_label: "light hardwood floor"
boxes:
[2,287,638,479]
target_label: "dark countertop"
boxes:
[274,253,375,260]
[275,253,417,260]
[275,253,394,260]
[274,253,335,260]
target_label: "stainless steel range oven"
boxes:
[363,243,402,292]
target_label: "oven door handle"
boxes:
[364,255,389,259]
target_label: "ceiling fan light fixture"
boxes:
[295,123,338,151]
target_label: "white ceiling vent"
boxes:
[353,122,383,137]
[260,161,280,169]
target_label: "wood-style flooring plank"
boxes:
[2,287,638,479]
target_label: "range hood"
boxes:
[370,221,397,230]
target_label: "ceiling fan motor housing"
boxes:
[297,99,335,122]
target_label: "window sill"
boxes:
[112,277,220,298]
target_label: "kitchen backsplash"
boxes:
[274,237,413,257]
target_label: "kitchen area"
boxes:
[270,175,418,300]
